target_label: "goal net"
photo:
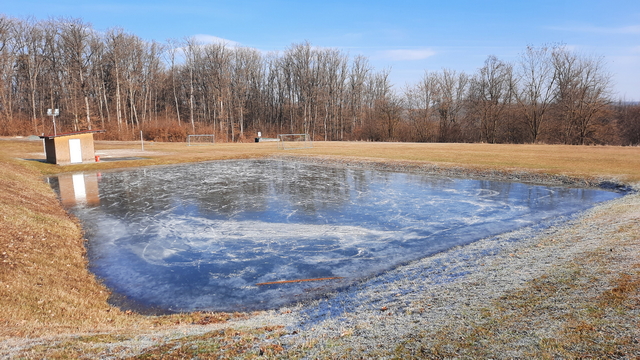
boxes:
[187,134,215,146]
[277,133,313,150]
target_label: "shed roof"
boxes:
[39,129,106,140]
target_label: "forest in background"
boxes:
[1,15,639,145]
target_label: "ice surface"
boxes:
[48,159,622,313]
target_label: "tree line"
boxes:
[1,15,638,145]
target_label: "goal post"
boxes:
[187,134,215,146]
[277,133,313,150]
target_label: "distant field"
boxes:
[5,139,640,182]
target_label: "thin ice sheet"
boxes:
[49,159,622,313]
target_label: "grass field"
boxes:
[0,138,638,358]
[6,139,640,181]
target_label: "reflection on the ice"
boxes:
[51,172,101,207]
[48,160,622,314]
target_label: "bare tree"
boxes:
[404,71,438,141]
[0,15,10,56]
[200,41,233,138]
[183,37,203,132]
[433,69,469,142]
[13,18,49,133]
[515,45,558,143]
[615,103,640,145]
[552,47,612,144]
[59,18,96,130]
[105,29,126,131]
[0,15,16,124]
[345,56,370,135]
[378,94,404,140]
[232,46,263,140]
[164,39,183,126]
[469,56,514,143]
[284,42,315,134]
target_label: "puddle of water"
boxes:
[48,159,622,313]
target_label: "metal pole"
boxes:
[140,131,144,151]
[48,109,58,136]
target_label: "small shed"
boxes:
[39,130,105,165]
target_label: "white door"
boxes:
[69,138,82,163]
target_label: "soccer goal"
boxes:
[277,133,313,150]
[187,134,215,146]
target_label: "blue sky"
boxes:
[4,0,639,100]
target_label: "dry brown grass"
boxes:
[300,142,640,182]
[6,139,640,181]
[1,137,639,358]
[0,154,127,338]
[0,140,258,357]
[0,149,251,341]
[6,139,280,176]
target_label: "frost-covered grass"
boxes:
[1,138,639,358]
[273,191,640,358]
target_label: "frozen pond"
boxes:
[48,159,622,313]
